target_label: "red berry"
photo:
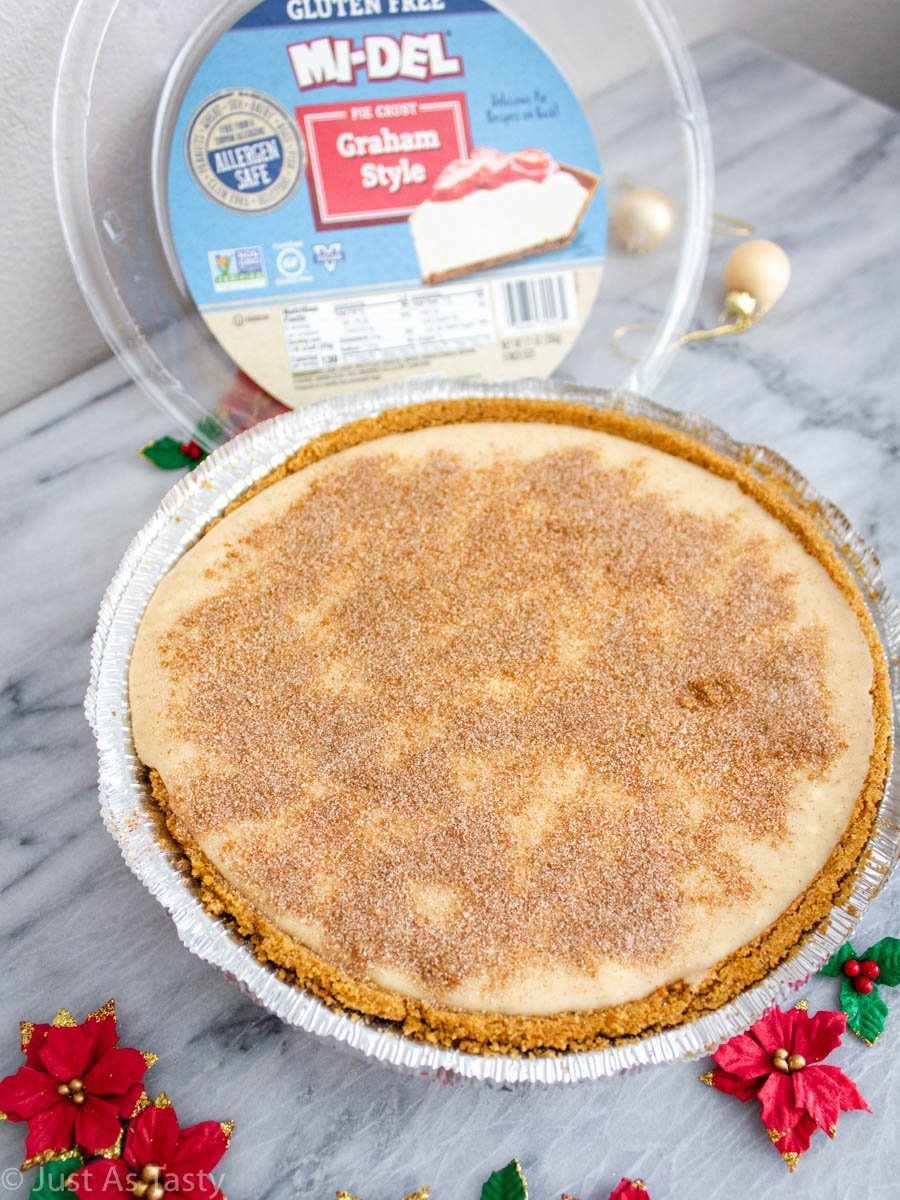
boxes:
[854,976,874,995]
[843,959,861,977]
[861,959,881,980]
[180,439,203,461]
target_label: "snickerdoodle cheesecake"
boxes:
[129,399,890,1054]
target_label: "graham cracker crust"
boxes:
[139,398,892,1056]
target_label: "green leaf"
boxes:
[862,937,900,987]
[481,1160,528,1200]
[848,986,889,1045]
[29,1155,82,1199]
[840,977,860,1026]
[195,413,225,443]
[140,437,190,470]
[820,942,857,977]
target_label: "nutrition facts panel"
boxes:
[281,282,496,373]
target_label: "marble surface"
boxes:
[2,34,900,1200]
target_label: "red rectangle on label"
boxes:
[297,92,471,230]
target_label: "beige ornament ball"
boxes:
[723,239,791,311]
[610,186,675,253]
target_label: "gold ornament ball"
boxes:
[788,1054,807,1072]
[146,1185,166,1200]
[723,239,791,311]
[610,187,674,253]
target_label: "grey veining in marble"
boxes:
[2,33,900,1200]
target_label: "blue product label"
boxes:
[165,0,606,408]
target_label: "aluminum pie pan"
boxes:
[85,378,900,1085]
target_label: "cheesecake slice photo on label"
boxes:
[408,147,600,285]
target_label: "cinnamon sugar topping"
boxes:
[157,439,843,996]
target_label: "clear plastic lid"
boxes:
[54,0,713,446]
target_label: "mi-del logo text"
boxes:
[288,32,461,90]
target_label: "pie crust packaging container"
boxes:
[61,1,899,1082]
[54,0,713,441]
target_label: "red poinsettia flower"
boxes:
[68,1099,232,1200]
[703,1004,869,1170]
[608,1183,649,1200]
[562,1180,650,1200]
[0,1001,151,1168]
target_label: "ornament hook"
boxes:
[612,240,790,361]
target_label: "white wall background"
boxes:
[1,0,898,415]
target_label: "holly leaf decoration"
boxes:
[195,413,226,443]
[839,977,861,1028]
[29,1157,83,1199]
[863,937,900,987]
[841,978,889,1045]
[820,942,857,976]
[825,938,900,1044]
[481,1159,528,1200]
[141,437,192,470]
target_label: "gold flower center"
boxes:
[56,1078,86,1105]
[771,1047,806,1073]
[132,1164,165,1199]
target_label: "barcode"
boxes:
[495,272,577,333]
